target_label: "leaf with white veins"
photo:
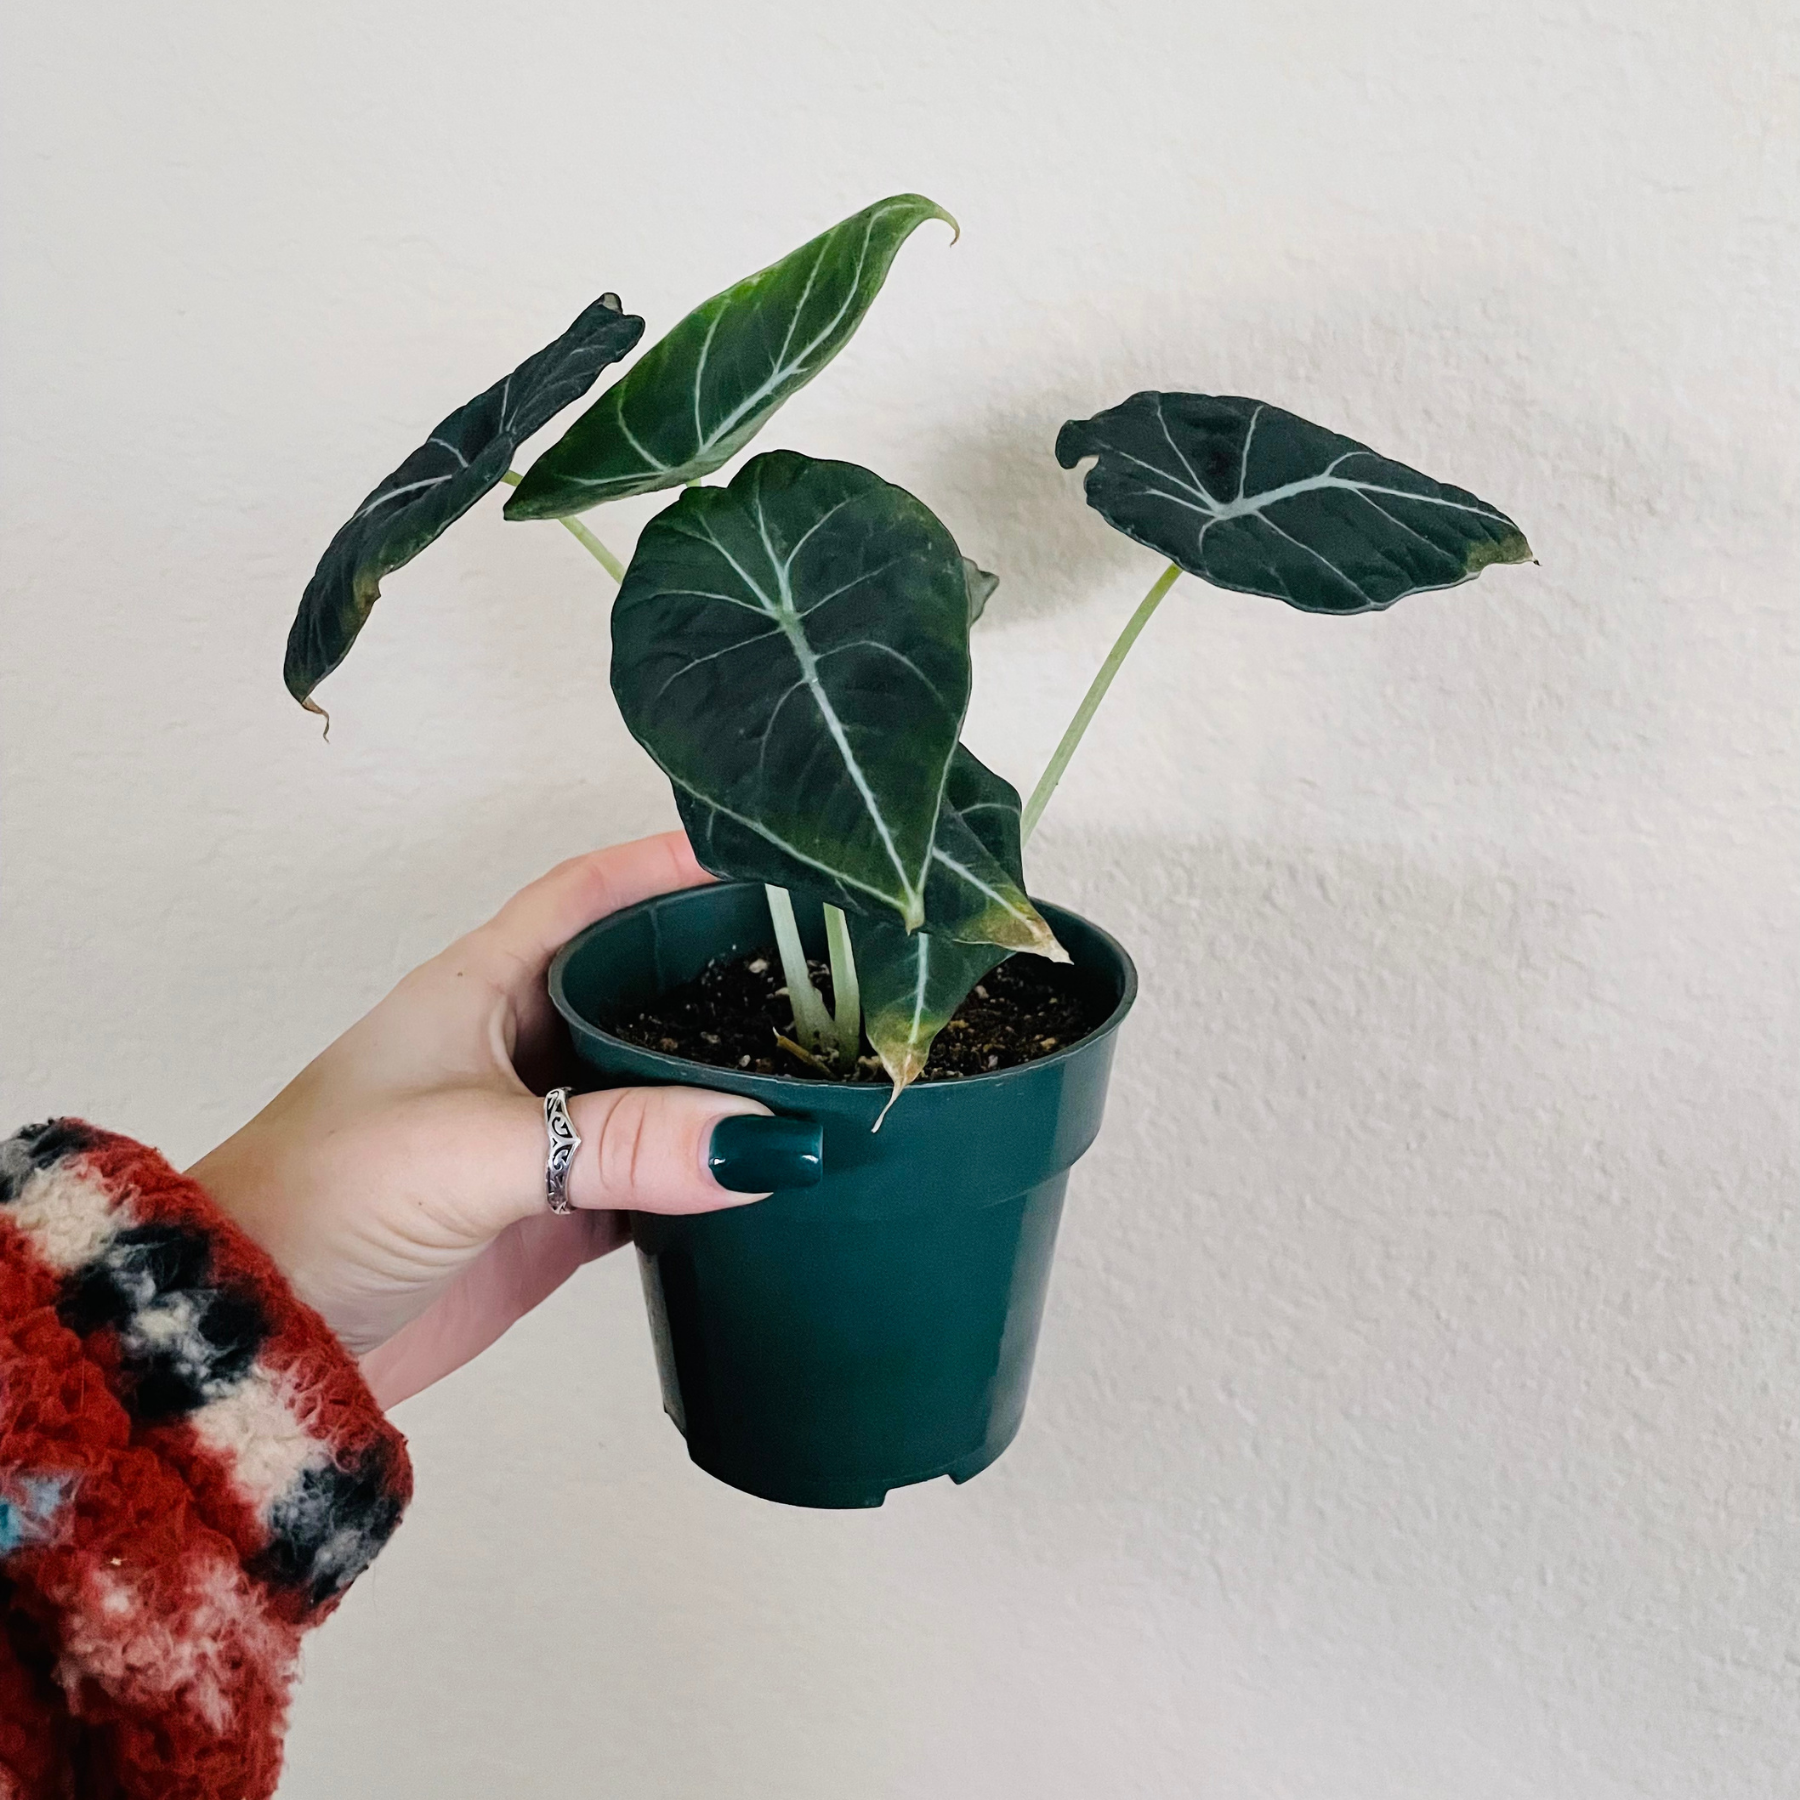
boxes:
[855,927,1010,1123]
[613,451,969,930]
[678,743,1062,956]
[285,295,643,714]
[852,745,1059,1114]
[1056,393,1532,614]
[923,746,1063,955]
[507,194,955,516]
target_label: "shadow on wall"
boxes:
[961,822,1795,1735]
[1031,820,1589,1193]
[1010,818,1593,1523]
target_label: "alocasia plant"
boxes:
[287,193,1532,1113]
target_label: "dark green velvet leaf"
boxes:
[678,743,1061,955]
[854,926,1010,1114]
[613,451,970,930]
[284,295,644,713]
[1055,393,1532,615]
[506,194,955,518]
[922,745,1061,955]
[675,787,868,918]
[852,744,1059,1106]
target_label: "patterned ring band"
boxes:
[544,1086,581,1216]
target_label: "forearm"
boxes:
[0,1119,410,1799]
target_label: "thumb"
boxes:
[557,1086,822,1215]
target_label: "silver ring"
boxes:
[544,1087,580,1215]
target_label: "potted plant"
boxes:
[287,194,1532,1507]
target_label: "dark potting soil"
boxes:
[612,945,1111,1083]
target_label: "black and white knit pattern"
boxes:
[1,1120,402,1606]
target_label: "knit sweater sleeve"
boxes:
[0,1119,412,1799]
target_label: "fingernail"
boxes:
[707,1114,823,1193]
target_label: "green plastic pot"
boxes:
[549,881,1136,1509]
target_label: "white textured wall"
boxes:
[3,3,1796,1793]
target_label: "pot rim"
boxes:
[549,881,1138,1104]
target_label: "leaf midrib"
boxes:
[572,199,920,493]
[908,935,932,1045]
[930,845,1034,928]
[688,208,886,460]
[684,501,930,922]
[1103,398,1515,530]
[1114,448,1518,530]
[673,778,911,914]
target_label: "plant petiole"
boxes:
[500,470,627,582]
[1020,560,1181,841]
[765,885,835,1061]
[822,904,862,1066]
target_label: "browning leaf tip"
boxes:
[299,695,332,742]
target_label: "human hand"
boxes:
[187,832,819,1409]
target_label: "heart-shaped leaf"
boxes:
[506,194,955,518]
[613,451,970,930]
[284,295,645,714]
[1055,393,1532,614]
[851,746,1052,1108]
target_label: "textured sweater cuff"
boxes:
[0,1118,411,1799]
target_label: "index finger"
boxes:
[483,831,712,977]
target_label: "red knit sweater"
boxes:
[0,1120,411,1797]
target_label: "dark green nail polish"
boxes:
[707,1114,823,1193]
